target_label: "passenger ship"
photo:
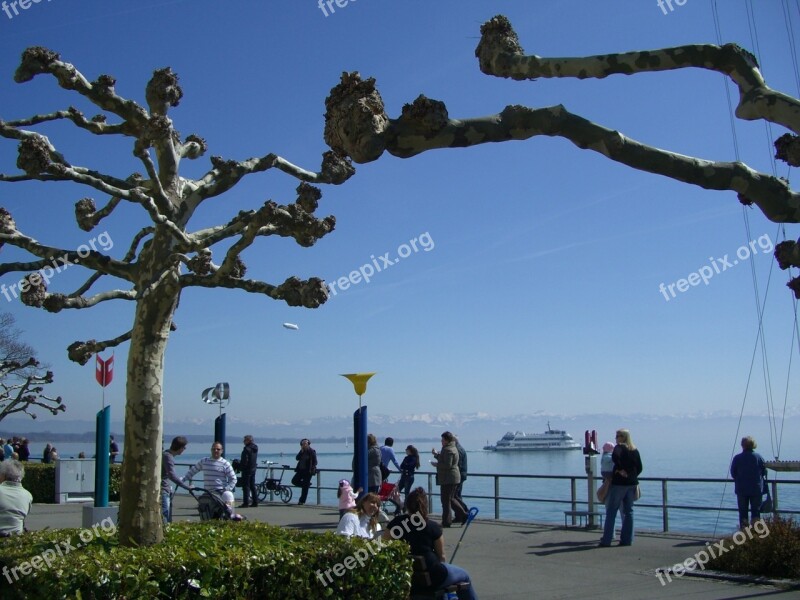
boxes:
[483,422,582,451]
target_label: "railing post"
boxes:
[570,477,577,526]
[661,479,669,532]
[494,476,500,520]
[316,471,321,505]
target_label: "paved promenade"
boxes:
[25,497,799,599]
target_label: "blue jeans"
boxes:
[600,484,636,545]
[398,474,414,498]
[161,490,173,523]
[439,563,478,600]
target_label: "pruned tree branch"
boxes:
[474,15,800,134]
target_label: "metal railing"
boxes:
[172,462,800,533]
[308,469,800,533]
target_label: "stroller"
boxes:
[190,488,231,521]
[378,481,402,516]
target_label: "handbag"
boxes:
[760,478,773,513]
[596,479,610,503]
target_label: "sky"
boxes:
[1,0,799,445]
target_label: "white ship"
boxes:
[483,422,582,451]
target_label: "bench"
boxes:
[410,555,471,600]
[563,510,603,528]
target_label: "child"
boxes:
[600,442,615,478]
[337,479,360,518]
[221,491,246,521]
[397,445,420,500]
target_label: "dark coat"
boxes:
[240,442,258,474]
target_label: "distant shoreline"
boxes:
[1,432,440,445]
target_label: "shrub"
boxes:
[706,516,800,580]
[0,521,412,599]
[20,462,121,503]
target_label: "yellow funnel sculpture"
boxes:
[341,372,376,407]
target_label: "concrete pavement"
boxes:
[24,497,800,599]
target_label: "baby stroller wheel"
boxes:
[279,486,292,503]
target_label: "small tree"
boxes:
[0,48,353,546]
[323,15,800,277]
[0,312,65,421]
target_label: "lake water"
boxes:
[25,437,800,538]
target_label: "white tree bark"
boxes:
[0,47,346,546]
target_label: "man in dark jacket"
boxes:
[730,436,767,528]
[239,435,259,508]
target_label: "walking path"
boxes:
[24,497,799,599]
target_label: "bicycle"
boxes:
[257,461,293,503]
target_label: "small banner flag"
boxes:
[96,354,114,388]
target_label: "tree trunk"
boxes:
[117,275,179,546]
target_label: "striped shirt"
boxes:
[183,457,236,492]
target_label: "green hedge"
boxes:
[0,521,412,599]
[20,462,121,503]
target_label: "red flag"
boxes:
[96,354,114,387]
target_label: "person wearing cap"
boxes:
[337,478,361,518]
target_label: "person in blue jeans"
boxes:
[730,436,767,528]
[599,429,642,547]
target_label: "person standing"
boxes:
[109,436,120,463]
[182,442,237,494]
[16,439,29,462]
[599,429,643,547]
[161,436,192,523]
[42,443,53,464]
[293,438,317,505]
[379,437,402,481]
[432,431,468,527]
[0,460,32,536]
[2,439,13,460]
[239,435,259,508]
[366,434,382,494]
[398,445,421,499]
[453,435,470,516]
[730,436,767,528]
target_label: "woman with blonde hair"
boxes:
[335,492,381,539]
[599,428,642,547]
[367,433,382,494]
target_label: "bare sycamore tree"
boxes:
[0,312,65,421]
[324,15,800,285]
[0,48,354,546]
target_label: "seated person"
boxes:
[335,492,381,539]
[0,460,33,537]
[382,487,478,600]
[220,491,246,521]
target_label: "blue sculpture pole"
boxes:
[94,405,110,507]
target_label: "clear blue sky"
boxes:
[0,0,798,429]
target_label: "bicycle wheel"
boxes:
[257,483,268,502]
[279,486,292,504]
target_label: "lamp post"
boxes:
[341,373,376,494]
[202,382,230,456]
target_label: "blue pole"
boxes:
[352,405,367,494]
[215,413,227,457]
[94,406,110,507]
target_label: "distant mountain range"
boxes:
[2,409,797,450]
